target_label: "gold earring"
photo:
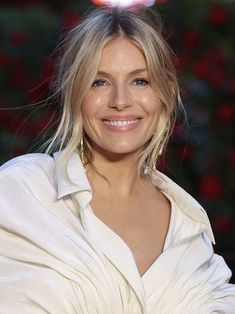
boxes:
[79,135,86,166]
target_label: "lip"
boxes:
[101,115,142,121]
[101,115,142,132]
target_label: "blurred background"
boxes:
[0,0,234,282]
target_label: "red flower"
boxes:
[183,30,200,49]
[199,174,223,200]
[208,48,228,68]
[193,48,228,88]
[61,13,82,28]
[193,58,225,88]
[208,5,229,25]
[212,213,232,234]
[175,51,189,71]
[193,58,208,79]
[206,70,225,88]
[217,103,235,124]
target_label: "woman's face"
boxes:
[81,37,163,158]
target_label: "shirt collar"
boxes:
[150,170,215,244]
[53,150,215,244]
[53,150,92,210]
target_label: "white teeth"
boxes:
[104,119,138,126]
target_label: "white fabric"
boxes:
[0,151,234,314]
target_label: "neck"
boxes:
[85,148,147,198]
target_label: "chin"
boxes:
[101,142,143,156]
[88,137,146,157]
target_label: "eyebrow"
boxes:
[96,68,147,77]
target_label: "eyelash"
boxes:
[134,78,149,86]
[92,78,149,87]
[92,80,105,87]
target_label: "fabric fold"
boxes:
[0,152,234,313]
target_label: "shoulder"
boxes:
[0,153,54,179]
[0,153,54,188]
[0,153,59,222]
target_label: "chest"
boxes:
[91,192,171,277]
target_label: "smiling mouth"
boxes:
[101,117,142,131]
[103,119,140,126]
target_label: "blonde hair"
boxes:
[44,5,185,174]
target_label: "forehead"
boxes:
[98,37,147,73]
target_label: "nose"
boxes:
[108,84,132,111]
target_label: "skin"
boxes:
[81,37,170,276]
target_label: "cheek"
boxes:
[81,96,103,136]
[144,99,163,134]
[81,100,95,117]
[81,94,104,117]
[142,95,162,117]
[137,90,162,110]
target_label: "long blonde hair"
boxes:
[44,5,185,174]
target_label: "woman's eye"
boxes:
[92,79,107,87]
[133,78,149,86]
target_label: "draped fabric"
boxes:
[0,152,234,313]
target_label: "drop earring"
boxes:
[79,134,86,166]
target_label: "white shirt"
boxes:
[0,151,234,314]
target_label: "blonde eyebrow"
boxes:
[96,68,147,77]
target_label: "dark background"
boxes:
[0,0,234,282]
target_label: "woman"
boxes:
[0,3,234,313]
